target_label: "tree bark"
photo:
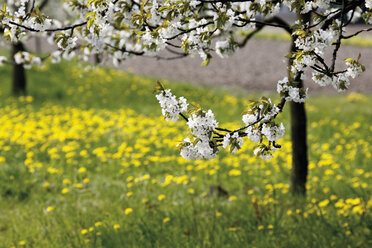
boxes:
[288,47,309,195]
[11,42,27,96]
[288,11,310,195]
[289,89,308,195]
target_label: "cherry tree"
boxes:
[0,0,60,95]
[0,0,371,194]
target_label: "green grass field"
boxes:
[0,62,371,248]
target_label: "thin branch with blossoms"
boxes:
[154,81,287,160]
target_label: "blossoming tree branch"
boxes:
[154,81,287,160]
[0,0,371,194]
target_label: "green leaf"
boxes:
[344,58,354,62]
[85,12,96,19]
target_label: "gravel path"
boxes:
[120,38,372,94]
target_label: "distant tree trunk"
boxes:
[11,42,27,96]
[94,54,101,65]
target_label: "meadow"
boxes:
[0,62,371,248]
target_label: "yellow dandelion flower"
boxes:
[346,198,361,205]
[83,178,90,184]
[80,150,88,157]
[46,206,54,213]
[163,217,170,223]
[26,96,33,102]
[81,229,88,235]
[330,195,337,201]
[61,188,69,194]
[63,179,71,185]
[18,241,26,246]
[113,224,120,230]
[318,199,330,208]
[352,182,360,188]
[124,208,133,215]
[216,212,222,217]
[187,188,195,194]
[42,182,50,188]
[258,225,264,230]
[229,195,237,202]
[74,183,84,189]
[352,206,364,215]
[95,222,103,227]
[158,194,166,201]
[228,169,241,176]
[78,167,87,173]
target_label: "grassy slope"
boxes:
[0,62,371,248]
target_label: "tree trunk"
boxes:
[11,42,27,96]
[94,54,101,65]
[288,37,309,195]
[289,92,308,195]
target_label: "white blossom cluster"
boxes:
[294,28,339,56]
[156,89,188,122]
[179,138,217,160]
[366,0,372,9]
[345,61,364,79]
[0,56,7,66]
[215,38,237,58]
[242,113,258,125]
[179,109,219,160]
[301,0,331,14]
[261,123,285,142]
[14,51,42,69]
[179,138,204,160]
[187,110,218,140]
[291,54,316,78]
[246,126,261,143]
[311,60,364,91]
[244,119,285,145]
[277,77,308,103]
[222,132,244,154]
[254,146,277,160]
[242,97,285,140]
